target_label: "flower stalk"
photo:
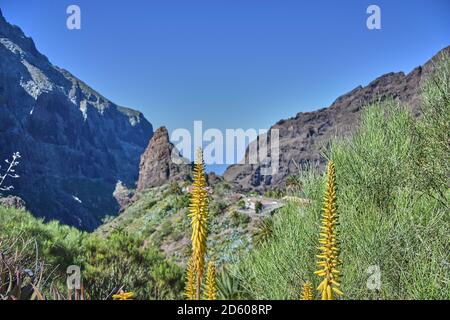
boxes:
[204,261,217,300]
[188,148,209,299]
[112,290,134,300]
[315,161,343,300]
[184,257,196,300]
[300,281,314,300]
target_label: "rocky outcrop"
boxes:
[206,172,222,186]
[136,127,191,193]
[224,46,450,191]
[0,9,153,230]
[113,181,135,212]
[0,196,26,210]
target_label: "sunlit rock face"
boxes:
[136,126,191,193]
[224,46,450,192]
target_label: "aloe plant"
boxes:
[204,261,217,300]
[187,148,209,299]
[314,161,343,300]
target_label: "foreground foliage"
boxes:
[234,54,450,300]
[0,207,183,299]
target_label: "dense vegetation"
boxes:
[0,207,183,299]
[233,54,450,300]
[98,180,272,268]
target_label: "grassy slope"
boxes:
[96,182,284,266]
[97,182,279,268]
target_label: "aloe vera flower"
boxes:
[315,161,343,300]
[300,281,314,300]
[189,148,209,299]
[184,257,196,300]
[204,261,217,300]
[112,290,134,300]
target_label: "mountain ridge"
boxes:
[223,45,450,191]
[0,9,153,230]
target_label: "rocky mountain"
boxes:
[224,46,450,191]
[0,9,153,230]
[136,127,191,194]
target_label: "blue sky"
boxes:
[1,0,449,172]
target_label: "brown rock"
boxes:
[113,181,134,211]
[136,127,191,193]
[0,196,26,210]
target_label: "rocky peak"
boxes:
[0,9,46,64]
[136,127,191,193]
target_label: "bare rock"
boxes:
[136,127,191,193]
[113,181,134,212]
[0,196,26,210]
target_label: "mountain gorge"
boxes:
[0,3,448,301]
[0,9,153,230]
[1,6,448,232]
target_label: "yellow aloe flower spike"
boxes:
[112,290,134,300]
[184,257,197,300]
[314,161,343,300]
[300,281,314,300]
[189,148,209,299]
[204,260,217,300]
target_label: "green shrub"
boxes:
[216,268,244,300]
[168,182,182,196]
[82,230,183,300]
[252,218,274,247]
[0,206,183,300]
[264,188,285,199]
[233,55,450,299]
[237,199,246,209]
[210,200,228,217]
[254,201,263,214]
[230,210,250,227]
[173,194,190,210]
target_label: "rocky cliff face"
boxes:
[0,10,153,230]
[224,46,450,191]
[136,127,191,193]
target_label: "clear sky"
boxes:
[1,0,449,173]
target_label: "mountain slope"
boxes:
[224,45,450,191]
[0,9,153,230]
